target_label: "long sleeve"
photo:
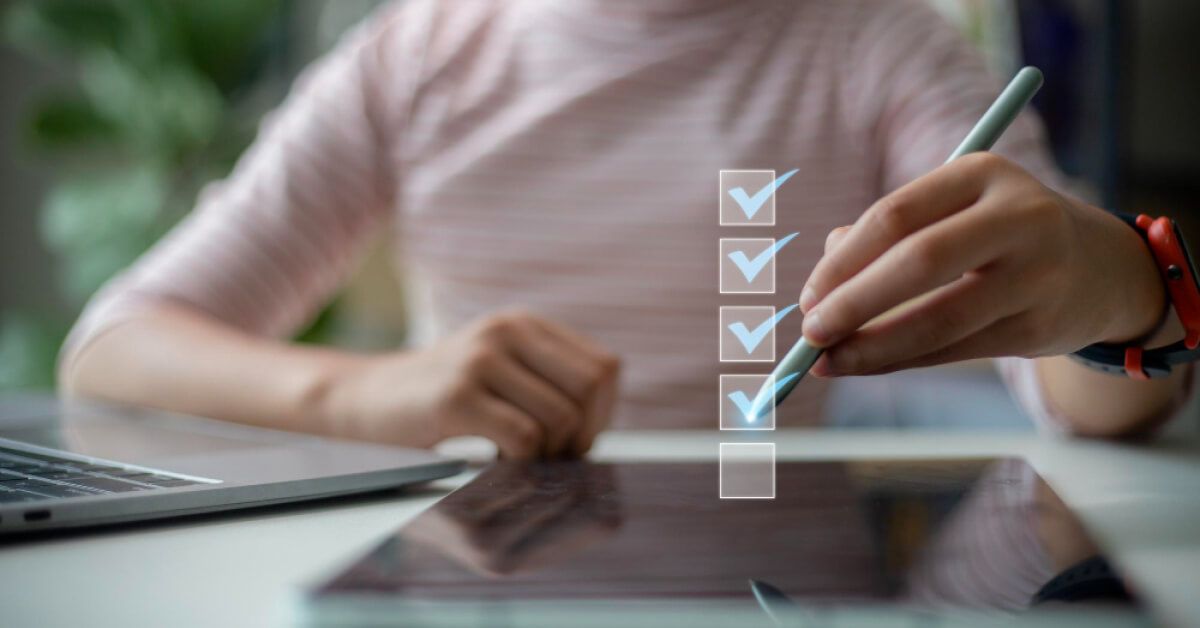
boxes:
[841,0,1173,430]
[61,5,410,368]
[844,0,1066,196]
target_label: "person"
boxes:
[58,0,1190,459]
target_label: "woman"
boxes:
[60,0,1189,458]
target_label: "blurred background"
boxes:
[1,0,1198,428]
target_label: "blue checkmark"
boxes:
[727,304,798,355]
[727,372,801,422]
[727,169,798,219]
[727,232,799,283]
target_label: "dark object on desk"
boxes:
[0,395,463,535]
[309,459,1144,625]
[1033,555,1134,606]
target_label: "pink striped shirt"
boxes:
[66,0,1075,429]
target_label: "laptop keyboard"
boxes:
[0,446,198,503]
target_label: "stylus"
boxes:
[760,66,1044,418]
[749,579,797,625]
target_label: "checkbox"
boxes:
[719,442,775,499]
[720,305,796,362]
[719,169,798,226]
[720,236,795,294]
[719,374,777,431]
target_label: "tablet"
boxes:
[308,459,1146,626]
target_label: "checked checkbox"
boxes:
[719,169,798,226]
[720,233,799,294]
[719,305,797,362]
[720,374,778,431]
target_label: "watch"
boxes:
[1070,213,1200,379]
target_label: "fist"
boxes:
[324,311,620,459]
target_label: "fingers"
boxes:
[482,354,582,458]
[571,367,617,457]
[824,225,851,254]
[849,313,1036,375]
[522,319,619,400]
[535,316,612,361]
[513,317,620,456]
[506,322,598,401]
[473,394,546,461]
[801,155,995,313]
[802,195,1019,348]
[794,225,849,341]
[468,312,619,459]
[817,271,1027,375]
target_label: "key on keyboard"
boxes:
[0,446,198,502]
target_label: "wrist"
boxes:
[297,350,377,438]
[1098,210,1168,344]
[307,349,445,448]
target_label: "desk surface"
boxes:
[1,430,1198,628]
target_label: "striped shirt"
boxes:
[65,0,1072,429]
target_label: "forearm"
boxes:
[59,302,366,438]
[1034,308,1189,437]
[1034,355,1186,437]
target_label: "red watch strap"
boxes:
[1072,212,1200,379]
[1137,214,1200,349]
[1124,347,1148,380]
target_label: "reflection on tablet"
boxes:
[313,459,1141,621]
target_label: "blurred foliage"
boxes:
[1,0,284,390]
[0,313,61,390]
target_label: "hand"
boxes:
[322,311,619,459]
[798,153,1166,376]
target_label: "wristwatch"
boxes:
[1070,213,1200,379]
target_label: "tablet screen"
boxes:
[312,459,1141,619]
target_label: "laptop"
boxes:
[0,394,464,534]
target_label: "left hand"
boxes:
[798,153,1166,376]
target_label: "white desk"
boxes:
[1,430,1198,628]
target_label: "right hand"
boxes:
[322,311,620,459]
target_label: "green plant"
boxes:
[0,0,283,390]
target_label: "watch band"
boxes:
[1070,212,1200,379]
[1069,340,1200,379]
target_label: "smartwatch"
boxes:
[1070,213,1200,379]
